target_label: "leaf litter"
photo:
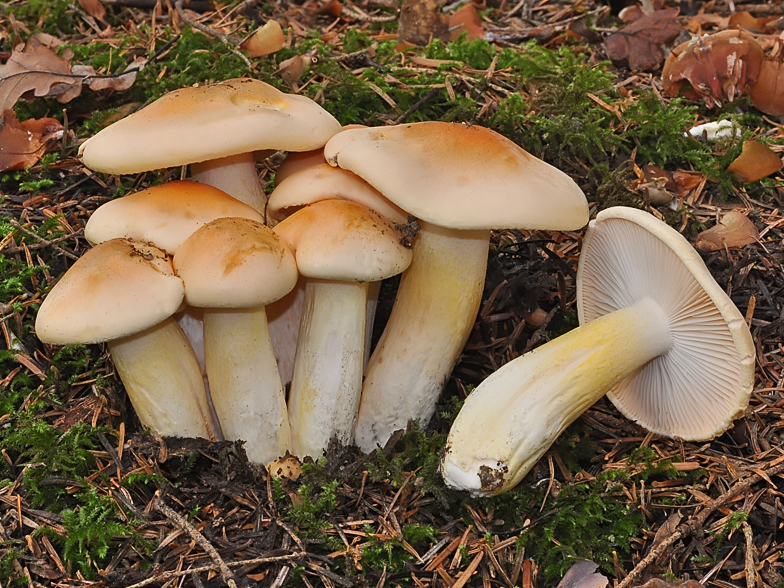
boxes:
[0,0,784,587]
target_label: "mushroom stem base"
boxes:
[108,317,221,440]
[203,307,290,465]
[288,279,368,458]
[442,296,673,496]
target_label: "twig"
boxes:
[742,520,756,588]
[341,0,398,22]
[617,461,784,588]
[125,552,306,588]
[174,0,252,69]
[153,496,238,588]
[6,221,80,260]
[392,87,441,125]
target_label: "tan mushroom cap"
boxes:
[324,122,588,231]
[36,239,184,345]
[85,180,264,255]
[78,78,342,174]
[267,164,408,225]
[174,217,297,308]
[577,206,756,440]
[273,199,413,282]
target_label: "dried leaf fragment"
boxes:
[726,140,783,183]
[695,211,759,252]
[748,54,784,116]
[604,8,681,71]
[241,20,285,58]
[556,560,608,588]
[0,109,64,172]
[449,3,484,41]
[398,0,449,46]
[662,29,765,107]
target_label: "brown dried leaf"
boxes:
[556,561,608,588]
[748,55,784,116]
[726,140,783,183]
[78,0,107,21]
[671,170,703,196]
[662,29,765,107]
[695,211,759,252]
[449,3,484,42]
[728,11,777,34]
[604,8,681,71]
[0,37,141,111]
[398,0,449,46]
[0,109,64,172]
[0,37,85,110]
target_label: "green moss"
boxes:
[7,0,80,36]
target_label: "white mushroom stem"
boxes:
[441,296,673,497]
[288,279,368,458]
[267,276,306,390]
[354,222,490,453]
[190,153,267,214]
[107,317,221,440]
[202,308,290,465]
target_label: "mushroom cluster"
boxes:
[35,77,595,469]
[38,77,750,485]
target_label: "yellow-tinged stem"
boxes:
[354,222,490,453]
[442,297,673,496]
[108,317,221,440]
[190,153,267,214]
[289,280,367,458]
[203,307,290,465]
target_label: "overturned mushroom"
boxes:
[441,207,755,496]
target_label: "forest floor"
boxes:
[1,0,784,587]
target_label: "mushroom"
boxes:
[78,78,341,213]
[273,199,412,458]
[323,122,589,453]
[748,52,784,116]
[84,179,265,397]
[35,239,220,440]
[441,206,755,496]
[173,217,298,465]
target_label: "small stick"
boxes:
[392,87,441,125]
[153,496,238,588]
[174,0,252,69]
[742,520,756,588]
[126,552,306,588]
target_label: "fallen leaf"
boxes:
[278,49,319,86]
[449,3,484,41]
[0,109,64,172]
[0,37,142,111]
[671,170,703,196]
[556,561,608,588]
[662,29,765,107]
[78,0,107,22]
[726,140,783,183]
[633,580,703,588]
[748,53,784,116]
[604,8,681,71]
[398,0,449,46]
[728,11,777,34]
[241,19,285,58]
[695,211,759,252]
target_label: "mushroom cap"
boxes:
[576,206,755,440]
[85,180,265,255]
[267,163,408,225]
[36,239,184,345]
[78,78,342,174]
[173,217,297,308]
[323,122,588,231]
[273,199,413,282]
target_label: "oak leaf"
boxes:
[0,37,142,111]
[604,8,681,71]
[0,109,64,172]
[398,0,449,46]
